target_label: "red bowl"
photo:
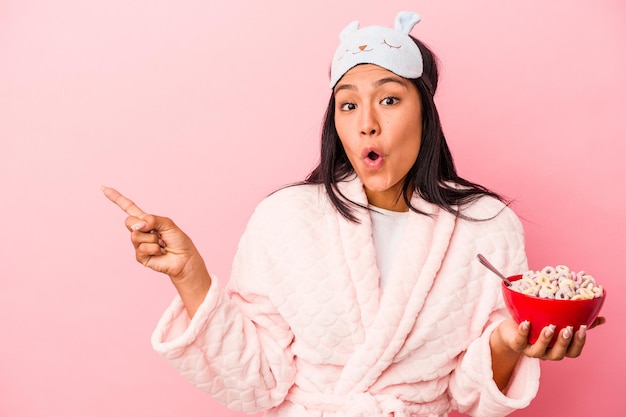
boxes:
[502,275,606,347]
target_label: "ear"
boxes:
[339,20,360,41]
[394,11,420,34]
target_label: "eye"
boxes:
[339,102,356,111]
[382,39,401,49]
[381,96,399,106]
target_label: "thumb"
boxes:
[149,215,179,234]
[126,213,157,233]
[510,320,531,351]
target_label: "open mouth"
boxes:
[367,151,380,161]
[362,148,384,169]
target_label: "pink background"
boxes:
[1,0,625,416]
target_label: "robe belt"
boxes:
[286,388,410,417]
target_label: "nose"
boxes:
[359,104,380,137]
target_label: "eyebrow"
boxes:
[375,77,409,88]
[334,76,409,95]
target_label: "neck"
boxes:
[365,188,411,212]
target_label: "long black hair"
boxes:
[304,36,505,222]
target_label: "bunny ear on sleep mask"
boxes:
[329,11,423,88]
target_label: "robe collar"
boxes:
[334,176,458,394]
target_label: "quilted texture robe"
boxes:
[152,177,540,417]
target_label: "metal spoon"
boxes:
[477,254,512,287]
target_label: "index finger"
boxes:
[101,186,147,218]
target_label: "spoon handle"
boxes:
[477,254,512,286]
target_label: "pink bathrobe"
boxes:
[152,177,540,417]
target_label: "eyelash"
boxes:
[381,96,400,106]
[339,96,400,111]
[339,102,356,111]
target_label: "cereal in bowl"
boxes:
[511,265,603,300]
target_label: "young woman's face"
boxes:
[334,64,423,211]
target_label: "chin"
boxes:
[363,181,395,194]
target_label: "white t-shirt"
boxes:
[369,205,410,291]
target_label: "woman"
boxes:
[103,11,602,417]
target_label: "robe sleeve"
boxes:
[448,204,541,417]
[150,199,296,413]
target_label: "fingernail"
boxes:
[563,326,573,339]
[544,324,556,338]
[519,320,530,331]
[131,222,146,231]
[578,325,587,340]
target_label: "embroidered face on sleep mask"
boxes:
[329,11,424,89]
